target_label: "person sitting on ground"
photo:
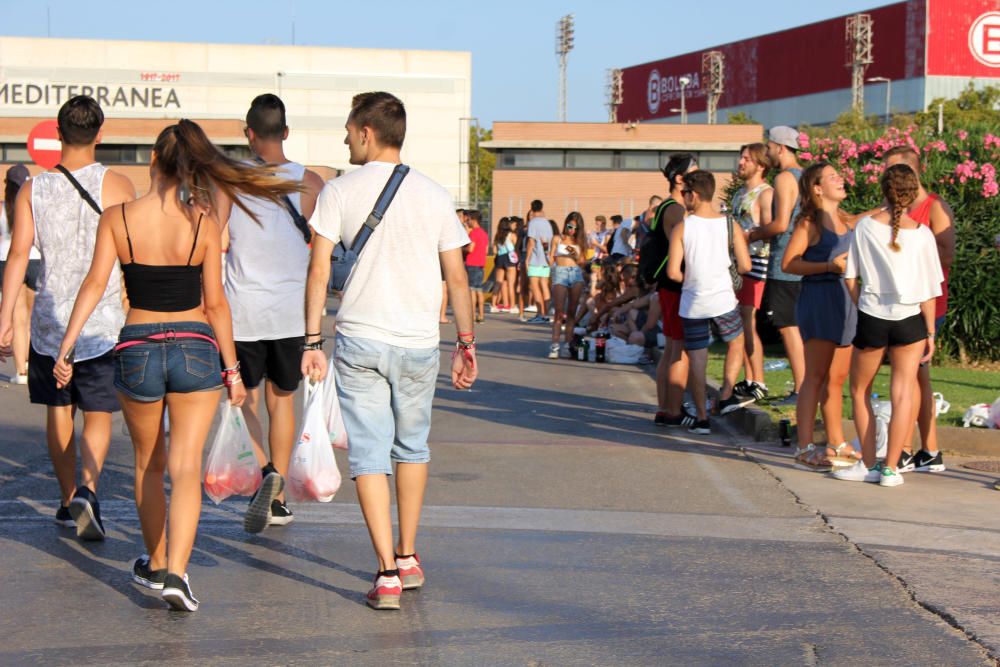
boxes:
[667,170,753,435]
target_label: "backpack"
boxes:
[638,197,677,286]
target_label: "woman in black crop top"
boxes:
[53,120,303,612]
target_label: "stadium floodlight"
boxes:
[556,14,575,122]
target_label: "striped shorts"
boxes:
[681,307,744,351]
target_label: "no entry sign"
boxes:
[27,120,61,169]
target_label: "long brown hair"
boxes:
[880,164,919,252]
[152,119,303,220]
[562,211,588,248]
[794,162,830,227]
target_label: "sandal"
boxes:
[827,442,861,468]
[794,444,833,472]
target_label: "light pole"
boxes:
[867,76,891,125]
[555,14,575,122]
[669,108,685,125]
[678,76,691,125]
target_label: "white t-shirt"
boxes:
[225,162,308,341]
[845,215,943,320]
[679,214,737,319]
[527,217,553,266]
[0,204,42,261]
[310,161,469,349]
[610,218,634,256]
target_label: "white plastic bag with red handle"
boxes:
[203,402,262,504]
[287,380,342,502]
[322,358,349,450]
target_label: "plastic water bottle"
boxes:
[763,359,788,372]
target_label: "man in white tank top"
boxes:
[224,94,325,533]
[0,96,135,540]
[666,170,753,435]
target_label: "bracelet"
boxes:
[302,340,324,351]
[223,374,243,388]
[927,332,936,339]
[222,362,241,374]
[456,339,476,350]
[305,331,322,338]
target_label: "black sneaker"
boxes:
[654,412,668,427]
[68,487,106,541]
[748,382,769,402]
[733,380,752,398]
[718,394,754,415]
[131,555,167,590]
[54,505,75,528]
[162,573,199,612]
[244,469,284,534]
[897,449,916,473]
[664,410,698,428]
[268,499,295,526]
[688,419,711,435]
[913,449,946,473]
[774,391,799,406]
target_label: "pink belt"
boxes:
[114,331,218,352]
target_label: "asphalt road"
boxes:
[0,313,995,666]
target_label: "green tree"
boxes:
[726,110,758,125]
[469,126,494,212]
[915,83,1000,131]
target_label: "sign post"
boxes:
[27,120,61,169]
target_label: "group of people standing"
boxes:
[648,126,950,487]
[0,91,477,612]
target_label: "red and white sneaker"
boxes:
[366,572,402,610]
[395,553,425,590]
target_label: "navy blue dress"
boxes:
[796,226,857,346]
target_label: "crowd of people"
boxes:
[467,125,952,487]
[0,91,477,612]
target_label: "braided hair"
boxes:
[880,164,919,252]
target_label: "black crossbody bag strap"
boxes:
[252,156,312,243]
[347,164,410,253]
[55,165,102,215]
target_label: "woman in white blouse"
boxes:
[839,164,942,488]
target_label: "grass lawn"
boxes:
[705,342,1000,427]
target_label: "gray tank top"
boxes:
[767,167,802,282]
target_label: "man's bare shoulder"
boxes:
[302,169,326,193]
[103,169,136,199]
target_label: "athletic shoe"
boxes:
[366,571,402,610]
[879,467,905,487]
[897,450,916,473]
[912,449,946,473]
[524,305,538,313]
[268,499,295,526]
[395,553,425,590]
[68,487,106,541]
[664,410,698,428]
[733,381,752,398]
[54,505,75,528]
[527,315,548,324]
[547,343,560,359]
[831,460,882,483]
[654,412,668,427]
[130,555,167,590]
[9,373,27,385]
[244,469,284,534]
[718,394,754,415]
[774,391,799,406]
[748,382,769,402]
[488,304,501,313]
[508,306,520,314]
[688,419,711,435]
[162,573,199,612]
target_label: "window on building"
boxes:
[621,151,661,171]
[2,144,30,162]
[564,150,614,169]
[697,151,739,172]
[498,150,565,169]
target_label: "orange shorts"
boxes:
[737,276,766,309]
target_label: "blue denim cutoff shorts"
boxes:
[552,264,584,288]
[334,333,440,478]
[114,322,223,402]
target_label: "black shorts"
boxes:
[235,337,304,392]
[0,259,40,290]
[853,311,927,349]
[764,279,801,329]
[28,348,120,412]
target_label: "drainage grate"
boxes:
[962,460,1000,473]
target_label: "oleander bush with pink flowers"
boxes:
[793,123,1000,361]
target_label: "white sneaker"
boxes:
[524,305,538,313]
[9,373,27,385]
[509,306,520,314]
[879,467,905,487]
[488,304,501,313]
[831,460,882,483]
[547,343,560,359]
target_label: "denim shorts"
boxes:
[334,334,439,478]
[466,265,485,291]
[552,264,584,288]
[114,322,223,402]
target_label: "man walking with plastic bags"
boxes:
[302,92,477,610]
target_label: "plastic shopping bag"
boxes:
[203,402,262,504]
[322,360,349,450]
[287,380,342,503]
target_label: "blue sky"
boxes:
[1,0,898,127]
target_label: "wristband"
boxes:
[305,331,322,338]
[302,340,324,351]
[222,361,241,374]
[456,338,476,350]
[927,332,935,339]
[224,374,243,387]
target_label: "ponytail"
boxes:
[153,119,304,221]
[880,164,919,253]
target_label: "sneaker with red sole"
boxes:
[366,571,402,610]
[395,553,425,590]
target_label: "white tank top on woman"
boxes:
[679,214,737,319]
[225,162,308,341]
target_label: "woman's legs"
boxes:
[850,346,884,467]
[821,345,852,448]
[796,339,836,448]
[884,341,925,473]
[163,389,223,576]
[550,284,568,344]
[12,285,32,376]
[504,267,517,309]
[121,395,169,570]
[564,282,584,345]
